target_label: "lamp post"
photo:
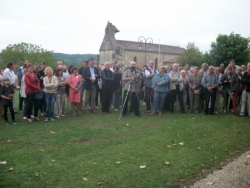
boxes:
[138,36,153,64]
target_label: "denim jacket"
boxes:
[152,73,169,93]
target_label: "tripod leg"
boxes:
[118,84,131,120]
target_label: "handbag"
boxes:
[35,91,43,99]
[194,89,200,94]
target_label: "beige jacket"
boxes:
[43,76,58,93]
[169,70,183,91]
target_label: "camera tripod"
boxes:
[118,81,141,120]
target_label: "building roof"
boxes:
[116,40,184,55]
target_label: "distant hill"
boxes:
[53,53,97,65]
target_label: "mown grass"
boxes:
[0,93,250,188]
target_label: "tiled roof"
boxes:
[116,40,184,54]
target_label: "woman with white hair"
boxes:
[44,67,58,121]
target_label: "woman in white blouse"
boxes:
[43,67,58,122]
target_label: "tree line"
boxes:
[178,32,250,67]
[0,42,97,70]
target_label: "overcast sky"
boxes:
[0,0,249,54]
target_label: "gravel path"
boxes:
[188,151,250,188]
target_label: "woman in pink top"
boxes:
[68,67,82,116]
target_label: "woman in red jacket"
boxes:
[24,64,40,123]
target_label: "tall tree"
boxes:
[0,42,56,69]
[177,42,203,67]
[209,32,250,66]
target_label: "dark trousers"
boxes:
[39,92,45,113]
[145,87,152,111]
[122,90,140,115]
[114,89,121,108]
[170,85,185,112]
[19,93,24,111]
[25,93,39,118]
[164,91,171,111]
[4,103,15,121]
[102,85,113,112]
[140,88,145,101]
[204,88,217,114]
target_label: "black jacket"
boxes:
[242,71,250,92]
[82,66,100,90]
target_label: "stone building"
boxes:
[99,22,184,69]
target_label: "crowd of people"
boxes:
[0,58,250,125]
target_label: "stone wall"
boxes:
[123,50,179,69]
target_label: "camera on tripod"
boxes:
[130,67,139,83]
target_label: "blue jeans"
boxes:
[45,93,56,118]
[153,91,167,112]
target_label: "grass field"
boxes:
[0,93,250,188]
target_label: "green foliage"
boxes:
[0,42,56,69]
[209,32,250,66]
[177,43,203,67]
[53,53,96,65]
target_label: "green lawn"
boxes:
[0,94,250,188]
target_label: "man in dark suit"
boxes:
[82,58,100,113]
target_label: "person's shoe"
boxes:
[34,117,40,121]
[114,108,118,112]
[12,120,17,124]
[45,118,48,122]
[150,111,155,115]
[143,102,146,106]
[27,119,32,123]
[55,115,60,118]
[96,106,99,110]
[223,110,226,113]
[50,118,55,122]
[31,115,34,118]
[238,113,245,117]
[60,114,65,117]
[23,117,27,120]
[147,110,151,113]
[159,112,162,116]
[111,106,114,108]
[135,113,141,117]
[19,110,23,113]
[4,121,9,125]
